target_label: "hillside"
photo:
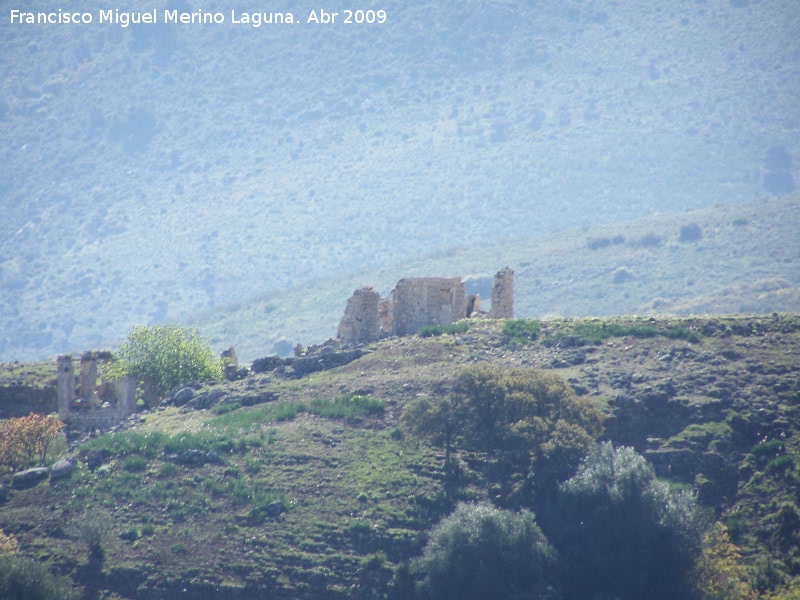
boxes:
[2,0,799,360]
[194,193,800,361]
[2,314,800,598]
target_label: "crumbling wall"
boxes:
[337,287,382,345]
[392,277,467,336]
[335,268,514,344]
[57,352,138,432]
[489,267,514,319]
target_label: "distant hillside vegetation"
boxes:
[194,194,800,362]
[1,0,798,360]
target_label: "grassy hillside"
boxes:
[2,314,800,597]
[194,193,800,362]
[2,0,798,360]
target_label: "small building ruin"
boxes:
[57,352,138,432]
[337,267,514,344]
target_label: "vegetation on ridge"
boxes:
[1,314,800,598]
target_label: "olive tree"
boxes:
[412,502,558,600]
[551,442,708,600]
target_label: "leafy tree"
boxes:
[106,324,222,399]
[0,414,65,474]
[412,502,558,600]
[550,442,708,600]
[454,365,603,475]
[402,393,461,477]
[404,367,604,502]
[694,522,754,600]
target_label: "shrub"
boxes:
[0,554,76,600]
[121,455,148,472]
[501,319,541,345]
[63,511,112,564]
[636,232,663,247]
[0,414,65,473]
[551,442,708,600]
[106,324,222,399]
[0,528,19,555]
[418,322,469,337]
[693,523,754,599]
[412,502,557,600]
[680,223,703,242]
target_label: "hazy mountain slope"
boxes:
[1,0,798,360]
[194,194,800,362]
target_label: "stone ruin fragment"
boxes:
[336,267,514,345]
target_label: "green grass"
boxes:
[307,395,385,419]
[501,319,541,345]
[210,394,385,432]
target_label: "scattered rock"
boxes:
[172,387,196,406]
[265,500,285,518]
[181,389,226,412]
[50,458,75,480]
[13,467,49,488]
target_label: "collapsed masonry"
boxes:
[337,267,514,345]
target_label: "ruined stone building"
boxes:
[337,267,514,344]
[57,352,138,431]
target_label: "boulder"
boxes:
[50,458,75,480]
[12,467,49,488]
[172,387,196,406]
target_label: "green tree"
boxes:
[107,325,221,400]
[402,393,461,478]
[550,442,708,600]
[404,366,604,502]
[412,502,558,600]
[465,365,603,498]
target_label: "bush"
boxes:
[0,554,76,600]
[501,319,541,345]
[412,502,557,600]
[680,223,703,242]
[0,528,19,555]
[106,324,222,399]
[0,414,65,474]
[418,322,469,337]
[693,523,754,600]
[550,442,707,600]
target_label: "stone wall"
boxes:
[392,277,467,336]
[57,352,138,432]
[488,267,514,319]
[335,267,513,345]
[337,287,382,345]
